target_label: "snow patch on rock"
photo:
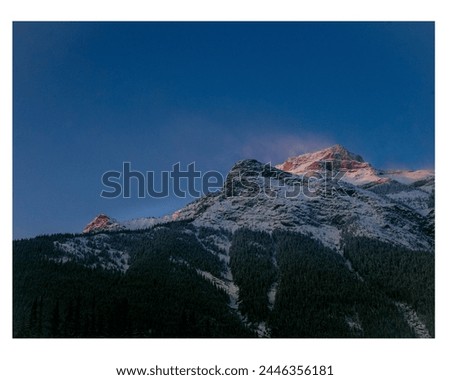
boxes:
[54,234,129,272]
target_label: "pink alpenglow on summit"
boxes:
[276,144,433,187]
[82,214,120,234]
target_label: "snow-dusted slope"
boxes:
[122,216,171,230]
[275,145,434,217]
[54,234,130,272]
[83,214,170,234]
[172,158,433,252]
[379,169,434,186]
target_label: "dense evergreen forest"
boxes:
[343,236,434,336]
[13,224,253,338]
[229,229,277,322]
[269,231,426,337]
[13,222,434,338]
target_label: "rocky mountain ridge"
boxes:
[83,145,434,253]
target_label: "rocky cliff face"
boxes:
[276,144,368,173]
[82,214,121,234]
[276,144,434,189]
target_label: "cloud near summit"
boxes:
[239,132,335,164]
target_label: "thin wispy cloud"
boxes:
[239,132,335,164]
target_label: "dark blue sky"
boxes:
[13,22,434,238]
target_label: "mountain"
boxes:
[276,144,434,188]
[13,145,434,338]
[172,155,433,252]
[276,144,434,220]
[276,144,371,181]
[83,214,168,234]
[82,214,121,233]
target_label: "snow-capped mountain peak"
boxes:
[276,144,434,188]
[276,144,366,173]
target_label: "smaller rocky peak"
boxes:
[82,214,121,234]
